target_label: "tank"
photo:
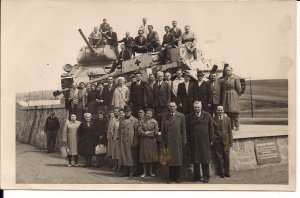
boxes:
[54,28,246,97]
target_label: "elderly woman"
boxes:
[62,113,81,167]
[93,111,108,168]
[138,108,159,177]
[112,109,125,171]
[111,77,130,109]
[222,66,242,131]
[78,113,96,167]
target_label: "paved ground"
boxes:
[16,142,288,184]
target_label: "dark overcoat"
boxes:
[130,81,146,107]
[134,36,147,47]
[144,82,155,107]
[177,82,196,114]
[162,32,176,46]
[161,112,187,166]
[186,111,214,163]
[93,118,108,145]
[209,80,222,105]
[153,81,171,107]
[102,83,116,106]
[194,81,212,111]
[78,122,97,156]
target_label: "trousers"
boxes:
[193,163,210,180]
[226,112,240,129]
[214,139,230,175]
[46,130,58,152]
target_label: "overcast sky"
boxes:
[2,0,296,92]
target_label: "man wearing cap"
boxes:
[146,25,161,52]
[138,17,149,37]
[177,72,196,115]
[118,32,135,58]
[213,106,233,178]
[118,106,139,177]
[161,102,187,183]
[99,18,110,34]
[153,71,171,128]
[186,101,214,183]
[170,20,182,46]
[171,69,184,101]
[194,70,211,112]
[179,25,197,60]
[144,73,156,110]
[130,72,146,117]
[44,110,60,153]
[208,65,223,116]
[133,30,148,54]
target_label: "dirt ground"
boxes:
[16,142,288,184]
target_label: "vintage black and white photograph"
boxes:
[1,0,296,190]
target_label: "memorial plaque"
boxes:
[254,140,281,165]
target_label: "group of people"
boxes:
[45,63,242,183]
[88,18,198,70]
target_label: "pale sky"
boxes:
[1,0,296,92]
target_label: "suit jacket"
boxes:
[194,81,212,111]
[102,83,116,106]
[147,31,160,45]
[162,32,176,46]
[144,82,155,107]
[177,82,195,111]
[118,49,131,61]
[213,115,233,145]
[118,37,134,50]
[153,81,171,107]
[130,80,146,107]
[134,36,147,47]
[170,27,182,39]
[105,31,118,47]
[209,80,222,105]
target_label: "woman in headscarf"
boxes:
[62,113,81,167]
[111,77,130,109]
[221,66,242,131]
[138,108,159,177]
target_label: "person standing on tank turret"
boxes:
[99,18,110,34]
[138,17,149,37]
[106,27,119,56]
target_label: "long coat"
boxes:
[186,111,214,163]
[87,90,99,116]
[153,81,171,107]
[111,85,130,109]
[161,112,187,166]
[222,76,242,113]
[144,82,155,108]
[138,118,159,163]
[78,122,97,157]
[177,82,196,114]
[209,80,222,105]
[119,116,139,166]
[106,116,117,157]
[213,115,233,145]
[112,119,121,160]
[130,81,146,108]
[93,118,108,145]
[194,81,212,111]
[62,120,81,155]
[102,83,116,107]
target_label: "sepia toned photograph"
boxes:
[1,0,296,190]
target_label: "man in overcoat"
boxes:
[130,72,146,117]
[144,73,156,110]
[102,77,116,115]
[44,110,60,153]
[186,101,214,183]
[118,106,139,177]
[194,70,212,112]
[161,102,187,183]
[213,106,233,178]
[177,72,195,115]
[208,65,223,116]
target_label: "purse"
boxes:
[60,146,70,158]
[95,144,107,155]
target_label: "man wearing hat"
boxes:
[177,72,196,115]
[119,105,139,177]
[44,110,60,153]
[194,70,211,112]
[133,30,148,54]
[208,65,223,116]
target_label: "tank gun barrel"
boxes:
[78,29,96,54]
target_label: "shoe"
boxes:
[220,174,225,178]
[225,173,231,177]
[129,174,133,178]
[193,177,201,182]
[67,164,72,167]
[235,127,240,131]
[140,173,146,178]
[75,164,79,167]
[47,150,51,153]
[175,179,181,184]
[83,164,88,168]
[120,173,129,177]
[150,172,155,177]
[167,180,172,184]
[203,178,209,183]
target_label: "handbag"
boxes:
[158,147,171,165]
[60,146,70,158]
[95,144,107,155]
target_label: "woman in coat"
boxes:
[62,113,81,167]
[111,109,125,171]
[78,113,96,167]
[93,111,108,168]
[138,108,159,177]
[111,77,130,109]
[221,66,242,131]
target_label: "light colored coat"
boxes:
[106,116,116,157]
[62,120,81,155]
[111,85,130,109]
[222,76,242,113]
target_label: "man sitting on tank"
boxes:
[109,43,131,73]
[159,25,176,64]
[99,18,110,34]
[133,30,148,54]
[118,32,135,58]
[179,25,197,60]
[146,25,161,52]
[88,27,103,47]
[105,27,119,55]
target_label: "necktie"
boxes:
[185,83,188,94]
